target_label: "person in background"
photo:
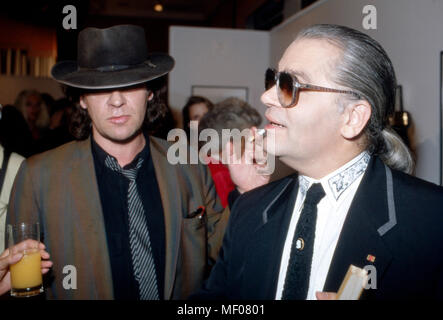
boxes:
[38,98,75,152]
[0,104,26,252]
[182,96,214,140]
[41,93,55,118]
[198,97,262,208]
[0,105,33,158]
[14,90,50,155]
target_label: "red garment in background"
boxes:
[206,157,235,208]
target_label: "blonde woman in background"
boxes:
[14,90,50,155]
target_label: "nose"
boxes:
[261,85,280,109]
[108,91,126,108]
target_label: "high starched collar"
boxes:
[299,151,371,202]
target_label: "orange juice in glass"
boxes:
[7,223,44,297]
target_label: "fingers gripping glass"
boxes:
[265,68,360,108]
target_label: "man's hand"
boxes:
[316,291,338,300]
[0,240,53,296]
[226,127,272,194]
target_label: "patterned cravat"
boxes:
[105,155,159,300]
[282,183,325,300]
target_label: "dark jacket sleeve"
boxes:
[228,188,241,210]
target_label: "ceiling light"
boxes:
[154,3,163,12]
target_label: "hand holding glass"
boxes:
[7,223,45,297]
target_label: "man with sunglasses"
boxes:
[195,24,443,300]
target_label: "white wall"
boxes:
[169,26,269,127]
[269,0,443,184]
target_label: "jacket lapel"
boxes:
[323,157,393,298]
[240,175,299,299]
[149,138,183,300]
[68,138,114,299]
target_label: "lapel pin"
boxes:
[366,254,376,263]
[296,238,305,251]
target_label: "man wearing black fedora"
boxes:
[6,25,229,300]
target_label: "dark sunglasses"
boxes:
[265,68,360,108]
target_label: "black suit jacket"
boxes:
[195,156,443,299]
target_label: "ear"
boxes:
[79,96,88,110]
[340,100,371,139]
[147,91,154,101]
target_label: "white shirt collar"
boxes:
[298,151,370,202]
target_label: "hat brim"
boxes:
[51,53,174,90]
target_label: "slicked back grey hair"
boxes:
[295,24,414,174]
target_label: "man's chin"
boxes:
[97,129,144,145]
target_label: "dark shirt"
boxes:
[91,133,165,300]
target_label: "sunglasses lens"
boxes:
[278,72,295,107]
[265,69,276,90]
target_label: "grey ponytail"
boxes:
[296,24,415,174]
[380,128,415,174]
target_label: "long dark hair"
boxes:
[65,77,173,140]
[182,96,214,139]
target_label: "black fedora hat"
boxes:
[51,24,175,89]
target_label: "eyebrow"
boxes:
[284,68,312,83]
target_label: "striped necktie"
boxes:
[105,155,159,300]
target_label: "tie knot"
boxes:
[105,155,144,181]
[304,183,325,206]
